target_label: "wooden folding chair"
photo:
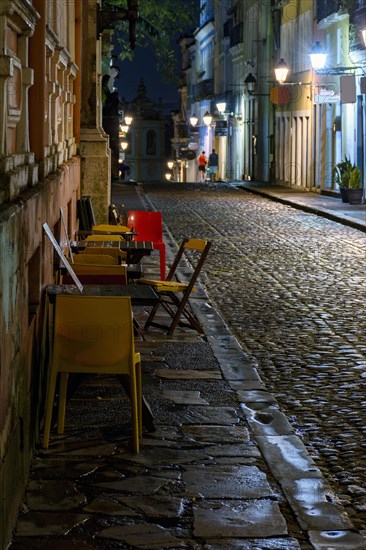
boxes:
[73,253,119,265]
[43,295,142,452]
[138,238,211,336]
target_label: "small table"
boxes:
[71,240,154,265]
[47,283,158,306]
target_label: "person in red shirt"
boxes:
[197,151,207,183]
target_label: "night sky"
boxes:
[116,46,181,110]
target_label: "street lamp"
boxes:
[203,111,212,126]
[309,42,327,70]
[216,102,226,115]
[124,114,133,125]
[244,73,257,94]
[165,172,172,181]
[120,123,129,133]
[167,161,174,169]
[189,114,198,127]
[274,58,289,84]
[121,140,128,151]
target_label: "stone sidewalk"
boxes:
[233,181,366,232]
[9,181,366,550]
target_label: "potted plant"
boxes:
[333,156,352,202]
[347,165,363,204]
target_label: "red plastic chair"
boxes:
[127,210,166,280]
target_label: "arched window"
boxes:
[146,130,156,155]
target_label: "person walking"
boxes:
[198,151,207,183]
[208,149,218,182]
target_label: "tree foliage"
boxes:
[104,0,198,83]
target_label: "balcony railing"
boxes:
[315,0,344,22]
[194,79,214,101]
[230,22,243,48]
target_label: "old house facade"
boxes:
[178,0,365,194]
[0,0,121,546]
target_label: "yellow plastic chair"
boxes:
[85,234,125,242]
[61,263,127,285]
[92,224,131,235]
[73,253,119,265]
[43,295,142,452]
[138,238,211,336]
[80,246,127,264]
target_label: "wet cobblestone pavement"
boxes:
[10,181,366,549]
[134,182,366,534]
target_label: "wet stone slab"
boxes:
[256,435,355,531]
[173,406,239,425]
[161,389,209,405]
[229,379,267,391]
[25,480,87,511]
[181,424,250,444]
[204,443,261,458]
[207,334,243,352]
[84,495,185,518]
[241,404,294,436]
[308,529,366,549]
[95,471,182,494]
[10,540,100,550]
[155,368,222,380]
[203,538,302,549]
[15,512,89,536]
[96,523,186,548]
[236,389,278,404]
[217,359,262,382]
[116,446,209,466]
[193,499,288,538]
[183,464,273,499]
[40,439,117,457]
[30,458,102,479]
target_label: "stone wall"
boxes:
[0,157,81,549]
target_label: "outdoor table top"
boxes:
[46,283,159,306]
[71,240,154,252]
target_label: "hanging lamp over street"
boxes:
[309,41,327,70]
[274,58,289,84]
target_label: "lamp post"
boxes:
[244,74,257,180]
[203,111,212,157]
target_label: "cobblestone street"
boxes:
[125,181,366,533]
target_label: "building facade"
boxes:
[0,0,126,546]
[177,0,366,195]
[122,79,167,182]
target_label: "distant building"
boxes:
[122,79,167,182]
